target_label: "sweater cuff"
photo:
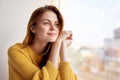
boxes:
[59,62,73,73]
[59,62,70,68]
[46,60,58,79]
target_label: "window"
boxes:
[58,0,120,80]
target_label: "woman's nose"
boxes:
[50,24,55,30]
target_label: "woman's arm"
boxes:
[8,46,58,80]
[48,30,72,68]
[59,31,78,80]
[48,30,77,80]
[48,40,62,68]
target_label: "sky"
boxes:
[60,0,120,49]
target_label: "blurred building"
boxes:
[114,27,120,39]
[104,27,120,80]
[104,27,120,57]
[76,27,120,80]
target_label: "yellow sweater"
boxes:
[8,43,77,80]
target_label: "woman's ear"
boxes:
[30,26,36,33]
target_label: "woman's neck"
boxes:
[30,40,48,55]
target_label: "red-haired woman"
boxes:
[8,5,77,80]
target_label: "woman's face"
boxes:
[31,11,60,43]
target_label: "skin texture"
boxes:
[30,11,73,68]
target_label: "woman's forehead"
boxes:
[38,11,58,22]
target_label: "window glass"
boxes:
[60,0,120,80]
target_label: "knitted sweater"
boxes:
[8,43,77,80]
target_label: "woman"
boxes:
[8,5,77,80]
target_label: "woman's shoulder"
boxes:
[8,43,25,53]
[8,43,24,49]
[8,43,31,58]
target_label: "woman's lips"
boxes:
[47,33,57,37]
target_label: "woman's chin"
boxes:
[48,39,57,42]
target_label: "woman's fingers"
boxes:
[57,30,73,42]
[65,31,73,40]
[62,31,73,47]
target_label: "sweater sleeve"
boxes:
[8,46,58,80]
[58,62,78,80]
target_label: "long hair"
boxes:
[22,5,64,68]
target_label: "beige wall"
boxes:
[0,0,51,80]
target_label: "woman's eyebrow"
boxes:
[41,19,59,23]
[42,19,58,22]
[41,19,50,22]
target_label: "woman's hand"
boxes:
[56,30,73,62]
[56,30,73,47]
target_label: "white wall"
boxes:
[0,0,51,80]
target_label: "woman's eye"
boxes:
[43,22,50,25]
[55,23,60,27]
